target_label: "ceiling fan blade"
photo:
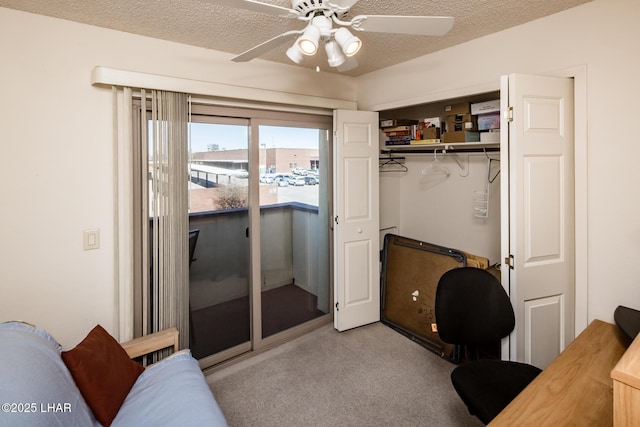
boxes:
[232,30,302,62]
[351,15,454,36]
[207,0,298,17]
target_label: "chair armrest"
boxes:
[120,327,179,359]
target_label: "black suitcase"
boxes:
[381,233,466,363]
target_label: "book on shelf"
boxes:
[385,136,412,145]
[384,130,411,137]
[382,125,411,132]
[385,124,424,138]
[380,119,419,128]
[386,131,411,138]
[410,139,441,145]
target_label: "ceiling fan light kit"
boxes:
[297,24,321,55]
[290,15,360,67]
[312,15,333,37]
[226,0,454,72]
[286,44,305,64]
[324,40,346,67]
[334,27,361,57]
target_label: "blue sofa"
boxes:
[0,321,228,426]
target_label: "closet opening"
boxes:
[378,91,503,267]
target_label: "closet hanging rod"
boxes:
[381,145,499,155]
[379,155,406,161]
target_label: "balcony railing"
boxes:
[187,202,328,313]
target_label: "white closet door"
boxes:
[502,73,575,369]
[333,109,380,332]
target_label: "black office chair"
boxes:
[188,229,199,345]
[435,267,542,425]
[188,229,199,267]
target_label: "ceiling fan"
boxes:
[211,0,454,71]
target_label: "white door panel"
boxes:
[344,157,372,221]
[334,109,380,332]
[504,73,574,368]
[525,295,563,369]
[524,156,563,265]
[344,240,373,303]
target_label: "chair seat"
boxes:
[451,359,542,424]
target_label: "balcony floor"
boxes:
[190,284,327,359]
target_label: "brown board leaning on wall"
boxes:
[380,234,466,363]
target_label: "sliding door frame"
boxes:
[190,103,334,371]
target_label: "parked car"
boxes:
[292,168,310,175]
[273,173,291,186]
[303,176,318,185]
[288,175,306,186]
[259,174,274,184]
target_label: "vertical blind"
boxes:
[115,87,190,352]
[148,90,190,351]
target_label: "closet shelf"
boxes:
[381,141,499,155]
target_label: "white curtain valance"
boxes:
[93,66,356,112]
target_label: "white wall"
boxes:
[0,7,356,348]
[2,0,638,348]
[380,154,502,263]
[358,0,640,324]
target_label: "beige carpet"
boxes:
[206,322,483,427]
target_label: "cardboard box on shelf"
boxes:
[471,99,500,115]
[480,130,500,143]
[442,130,480,143]
[446,114,477,132]
[477,112,501,130]
[444,102,471,115]
[421,126,441,140]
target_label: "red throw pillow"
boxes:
[62,325,145,426]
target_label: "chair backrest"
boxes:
[435,267,515,345]
[188,229,200,268]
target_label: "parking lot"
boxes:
[266,181,319,206]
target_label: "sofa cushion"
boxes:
[0,321,99,426]
[113,350,228,426]
[62,324,145,427]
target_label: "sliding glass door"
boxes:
[258,124,331,339]
[187,118,252,361]
[186,106,332,367]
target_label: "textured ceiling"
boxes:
[0,0,592,76]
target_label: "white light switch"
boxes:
[83,229,100,250]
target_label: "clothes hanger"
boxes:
[421,149,450,177]
[453,153,469,177]
[379,156,408,173]
[483,148,500,183]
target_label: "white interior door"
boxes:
[333,109,380,332]
[502,73,575,369]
